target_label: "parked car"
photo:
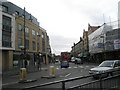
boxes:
[89,60,120,78]
[71,57,76,63]
[75,58,82,64]
[61,61,69,68]
[55,59,60,63]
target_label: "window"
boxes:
[37,43,40,51]
[18,24,22,31]
[15,11,19,15]
[2,15,11,32]
[37,32,40,40]
[26,40,29,50]
[32,41,36,50]
[42,39,45,52]
[36,32,39,36]
[13,60,19,67]
[18,38,23,48]
[32,30,36,38]
[2,5,8,13]
[2,34,11,47]
[42,32,44,38]
[25,27,29,37]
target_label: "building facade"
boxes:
[71,37,83,58]
[88,21,120,63]
[0,2,15,70]
[1,1,51,72]
[88,24,100,35]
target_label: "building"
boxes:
[83,30,88,52]
[88,23,100,35]
[1,1,51,73]
[71,37,83,58]
[0,1,15,70]
[88,21,120,63]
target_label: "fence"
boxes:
[20,69,120,90]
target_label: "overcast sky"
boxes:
[7,0,119,55]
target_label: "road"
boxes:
[2,62,98,89]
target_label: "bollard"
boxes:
[19,68,27,82]
[49,66,55,77]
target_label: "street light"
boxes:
[37,34,41,70]
[19,7,27,68]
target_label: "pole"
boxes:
[23,7,26,55]
[23,7,26,68]
[37,35,40,70]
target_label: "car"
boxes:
[55,59,60,63]
[61,61,69,68]
[71,57,76,63]
[75,58,82,64]
[89,60,120,78]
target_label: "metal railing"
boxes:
[20,69,120,90]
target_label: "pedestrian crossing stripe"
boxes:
[55,65,91,70]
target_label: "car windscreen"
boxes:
[99,61,114,67]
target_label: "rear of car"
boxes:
[61,61,69,68]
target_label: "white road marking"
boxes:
[86,66,89,68]
[2,81,18,86]
[73,67,77,68]
[56,68,60,70]
[78,66,84,68]
[65,73,71,77]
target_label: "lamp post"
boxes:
[18,7,26,68]
[23,7,26,56]
[22,7,27,68]
[37,34,40,70]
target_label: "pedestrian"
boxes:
[24,60,28,68]
[37,61,40,70]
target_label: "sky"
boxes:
[5,0,120,55]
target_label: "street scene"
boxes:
[1,0,120,90]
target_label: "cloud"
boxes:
[49,34,78,55]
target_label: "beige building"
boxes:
[83,29,88,52]
[1,1,51,72]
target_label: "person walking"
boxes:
[24,60,28,68]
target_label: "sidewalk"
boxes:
[2,63,54,86]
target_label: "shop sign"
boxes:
[114,39,120,49]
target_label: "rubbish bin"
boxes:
[49,66,55,76]
[19,68,27,81]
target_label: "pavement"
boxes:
[2,63,55,86]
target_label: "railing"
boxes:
[20,69,120,90]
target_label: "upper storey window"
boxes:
[2,5,8,13]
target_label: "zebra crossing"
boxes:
[55,65,95,70]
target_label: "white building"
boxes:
[0,1,15,70]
